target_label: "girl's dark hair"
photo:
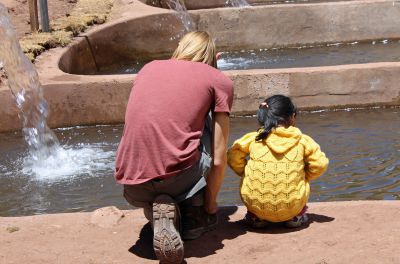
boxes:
[255,95,297,141]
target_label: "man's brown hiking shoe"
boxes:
[152,195,184,264]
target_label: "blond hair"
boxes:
[171,31,217,68]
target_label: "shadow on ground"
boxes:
[239,213,335,234]
[129,206,244,260]
[128,207,334,260]
[184,206,245,258]
[129,222,157,260]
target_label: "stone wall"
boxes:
[60,1,400,74]
[195,1,400,50]
[1,0,400,132]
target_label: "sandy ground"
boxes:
[1,4,399,262]
[0,0,77,39]
[1,201,399,264]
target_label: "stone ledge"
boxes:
[1,201,399,263]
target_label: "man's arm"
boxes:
[204,112,230,214]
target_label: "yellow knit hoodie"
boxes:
[227,126,329,222]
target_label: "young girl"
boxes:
[227,95,329,228]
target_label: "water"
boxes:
[0,4,117,180]
[0,3,63,169]
[0,108,399,216]
[252,0,351,5]
[164,0,195,32]
[217,40,400,70]
[0,126,121,216]
[222,108,400,204]
[226,0,250,7]
[93,40,400,75]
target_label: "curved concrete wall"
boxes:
[1,0,399,133]
[59,12,188,74]
[61,0,400,74]
[144,0,355,10]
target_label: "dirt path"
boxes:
[1,0,77,39]
[1,201,399,264]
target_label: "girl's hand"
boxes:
[216,52,222,61]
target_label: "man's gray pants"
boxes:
[123,113,213,213]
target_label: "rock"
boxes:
[90,206,125,228]
[6,226,20,233]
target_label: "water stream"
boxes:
[0,3,116,180]
[252,0,351,5]
[217,40,400,70]
[0,108,399,216]
[0,4,60,163]
[0,2,399,217]
[164,0,195,32]
[226,0,250,7]
[93,40,400,75]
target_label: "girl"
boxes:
[227,95,329,228]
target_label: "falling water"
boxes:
[226,0,250,7]
[164,0,194,32]
[0,4,115,180]
[0,4,60,159]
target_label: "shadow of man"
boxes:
[129,207,334,261]
[129,221,157,260]
[129,205,247,260]
[184,206,247,258]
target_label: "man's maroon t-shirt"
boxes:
[115,59,234,185]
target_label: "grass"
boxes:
[20,0,114,61]
[52,0,113,35]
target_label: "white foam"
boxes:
[218,57,250,70]
[21,143,115,181]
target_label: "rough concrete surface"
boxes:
[1,201,399,264]
[1,0,400,132]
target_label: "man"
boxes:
[115,31,233,263]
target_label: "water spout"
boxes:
[226,0,250,7]
[0,3,115,180]
[0,3,60,162]
[163,0,194,32]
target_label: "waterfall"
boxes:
[0,3,115,180]
[163,0,194,32]
[0,3,60,162]
[226,0,250,7]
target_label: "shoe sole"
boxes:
[153,195,184,264]
[284,214,309,228]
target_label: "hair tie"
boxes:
[260,102,269,108]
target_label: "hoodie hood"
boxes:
[265,126,302,154]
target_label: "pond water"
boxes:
[0,108,399,216]
[95,40,400,74]
[251,0,352,5]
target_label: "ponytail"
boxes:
[255,95,297,141]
